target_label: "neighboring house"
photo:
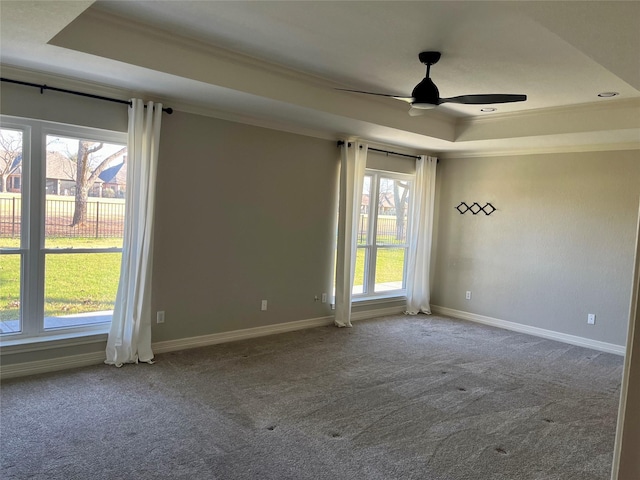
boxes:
[44,151,75,196]
[41,151,126,197]
[361,192,402,215]
[0,152,22,193]
[97,160,126,198]
[5,167,21,193]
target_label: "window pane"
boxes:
[1,128,24,334]
[357,176,371,245]
[0,128,23,247]
[0,254,22,333]
[44,252,121,330]
[374,247,406,292]
[376,177,410,245]
[45,135,126,249]
[353,247,366,295]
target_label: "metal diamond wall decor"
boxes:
[456,202,496,216]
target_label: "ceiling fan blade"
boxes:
[440,94,527,105]
[336,88,414,103]
[408,107,428,117]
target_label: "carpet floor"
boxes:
[0,314,624,479]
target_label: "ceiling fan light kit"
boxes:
[338,51,528,115]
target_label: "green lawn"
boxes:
[0,237,122,322]
[354,247,405,290]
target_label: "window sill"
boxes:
[352,293,406,306]
[0,326,109,355]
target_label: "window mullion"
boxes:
[22,122,45,335]
[367,173,380,293]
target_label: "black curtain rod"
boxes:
[337,140,420,160]
[1,77,173,114]
[367,146,419,160]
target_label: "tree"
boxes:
[393,181,410,241]
[379,177,410,242]
[69,140,126,227]
[0,129,23,193]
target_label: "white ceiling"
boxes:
[1,0,639,156]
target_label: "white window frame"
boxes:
[355,169,413,300]
[0,115,126,343]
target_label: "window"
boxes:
[0,117,127,340]
[353,170,412,298]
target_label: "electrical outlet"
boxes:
[321,293,327,303]
[261,300,268,311]
[314,295,320,302]
[156,311,165,324]
[587,313,596,325]
[465,291,472,300]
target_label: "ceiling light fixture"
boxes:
[598,92,619,97]
[480,107,496,112]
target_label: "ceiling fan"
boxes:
[338,51,527,116]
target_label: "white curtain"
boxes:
[334,142,367,327]
[106,99,162,366]
[405,155,437,315]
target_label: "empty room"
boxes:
[1,2,639,479]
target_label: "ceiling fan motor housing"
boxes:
[411,77,440,108]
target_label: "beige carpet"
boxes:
[0,314,623,479]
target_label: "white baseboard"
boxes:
[431,305,626,356]
[351,305,406,322]
[0,351,107,380]
[153,306,407,355]
[152,315,336,354]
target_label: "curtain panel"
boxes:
[334,142,367,327]
[106,99,162,366]
[405,155,437,315]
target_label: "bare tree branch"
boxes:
[0,130,22,192]
[86,147,127,186]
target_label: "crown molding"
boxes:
[438,141,640,159]
[457,97,640,129]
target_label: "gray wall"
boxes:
[432,151,640,346]
[151,111,338,341]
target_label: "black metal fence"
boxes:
[357,214,408,245]
[0,196,125,238]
